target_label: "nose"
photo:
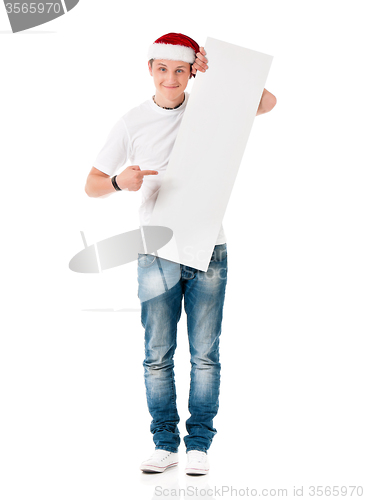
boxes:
[164,72,178,84]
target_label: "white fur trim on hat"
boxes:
[147,43,196,63]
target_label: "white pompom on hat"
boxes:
[147,32,200,64]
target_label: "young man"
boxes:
[85,33,276,475]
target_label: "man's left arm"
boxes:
[193,47,277,116]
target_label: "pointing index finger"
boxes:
[140,170,158,176]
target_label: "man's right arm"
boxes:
[84,166,158,198]
[85,167,116,198]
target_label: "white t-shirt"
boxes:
[93,92,226,245]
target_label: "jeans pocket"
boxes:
[210,243,227,262]
[138,253,157,268]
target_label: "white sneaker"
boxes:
[140,449,179,473]
[185,450,210,475]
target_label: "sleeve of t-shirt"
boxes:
[93,117,131,177]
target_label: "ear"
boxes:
[148,61,153,76]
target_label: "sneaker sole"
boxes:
[140,462,178,473]
[185,467,209,475]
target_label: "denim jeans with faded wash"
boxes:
[137,243,228,453]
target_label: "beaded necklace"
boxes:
[152,93,185,110]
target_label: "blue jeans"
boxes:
[137,243,228,453]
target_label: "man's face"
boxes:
[148,59,191,104]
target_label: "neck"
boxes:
[154,91,185,109]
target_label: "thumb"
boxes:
[131,165,141,171]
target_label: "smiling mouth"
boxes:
[163,85,179,88]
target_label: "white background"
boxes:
[1,1,364,499]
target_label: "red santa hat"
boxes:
[148,32,200,65]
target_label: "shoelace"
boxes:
[187,450,206,463]
[149,450,173,462]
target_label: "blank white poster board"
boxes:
[149,37,273,271]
